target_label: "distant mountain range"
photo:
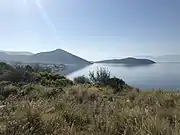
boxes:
[136,55,180,62]
[1,49,180,66]
[0,49,91,65]
[0,51,34,56]
[96,57,155,65]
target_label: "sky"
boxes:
[0,0,180,61]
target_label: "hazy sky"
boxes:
[0,0,180,60]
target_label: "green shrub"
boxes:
[25,65,34,73]
[21,85,35,96]
[0,84,18,98]
[39,72,66,82]
[74,75,90,84]
[56,78,73,87]
[89,68,110,85]
[52,74,66,81]
[0,62,13,73]
[0,70,23,82]
[23,72,40,83]
[89,69,126,92]
[107,77,126,93]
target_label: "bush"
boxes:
[89,68,110,85]
[74,76,90,84]
[25,65,34,73]
[0,62,13,73]
[89,69,126,92]
[56,78,73,87]
[21,85,35,96]
[23,72,40,83]
[107,77,126,93]
[0,84,18,98]
[0,70,23,82]
[52,74,66,81]
[39,72,66,82]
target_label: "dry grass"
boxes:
[0,84,180,135]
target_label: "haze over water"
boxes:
[67,63,180,90]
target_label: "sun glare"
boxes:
[22,0,57,33]
[21,0,65,46]
[23,0,27,5]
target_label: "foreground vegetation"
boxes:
[0,62,180,135]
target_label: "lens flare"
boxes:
[22,0,65,45]
[23,0,27,5]
[34,0,57,34]
[23,0,27,7]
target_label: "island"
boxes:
[95,57,156,65]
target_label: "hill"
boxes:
[0,49,91,65]
[96,57,155,65]
[28,49,91,65]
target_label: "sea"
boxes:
[67,63,180,90]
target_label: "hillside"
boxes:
[96,57,155,65]
[0,49,91,65]
[0,62,180,135]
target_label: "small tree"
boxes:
[74,75,90,84]
[89,68,110,85]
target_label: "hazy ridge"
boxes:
[0,49,91,65]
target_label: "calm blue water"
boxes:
[67,63,180,90]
